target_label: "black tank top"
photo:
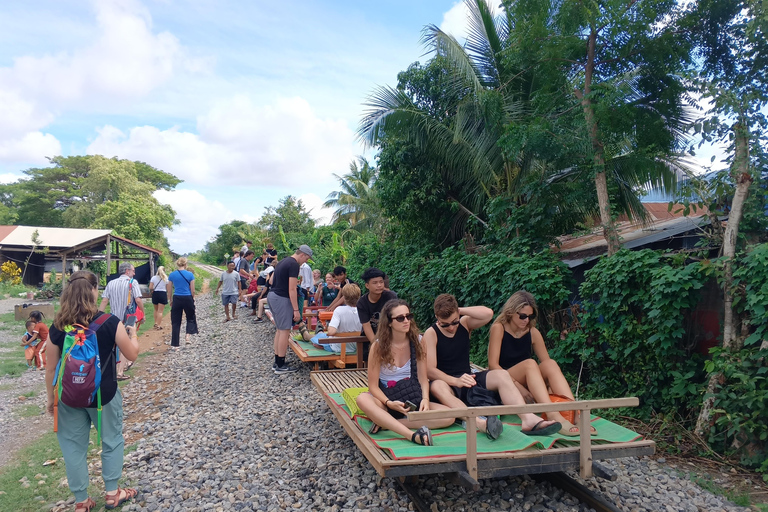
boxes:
[433,322,471,377]
[498,329,532,369]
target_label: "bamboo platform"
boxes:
[310,368,655,486]
[289,335,369,370]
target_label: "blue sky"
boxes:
[0,0,726,253]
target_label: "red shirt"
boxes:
[33,322,49,343]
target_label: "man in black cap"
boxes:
[267,245,313,374]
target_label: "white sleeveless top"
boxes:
[379,359,412,386]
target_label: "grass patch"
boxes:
[21,390,37,398]
[136,351,156,359]
[0,282,33,300]
[0,383,15,391]
[14,403,42,419]
[0,358,29,378]
[689,473,754,508]
[0,428,126,512]
[188,263,215,293]
[0,432,71,511]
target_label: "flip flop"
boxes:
[485,415,503,440]
[368,422,381,435]
[522,420,561,437]
[116,375,131,381]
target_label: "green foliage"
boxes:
[39,270,63,299]
[324,156,383,233]
[556,249,712,417]
[257,195,315,242]
[347,238,571,366]
[705,244,768,476]
[0,155,180,251]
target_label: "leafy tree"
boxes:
[360,0,691,250]
[201,220,261,264]
[681,0,768,435]
[324,156,383,233]
[0,155,181,228]
[256,196,315,243]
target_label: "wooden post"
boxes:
[466,416,478,482]
[578,406,593,478]
[61,253,68,290]
[105,235,111,279]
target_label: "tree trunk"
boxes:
[694,122,753,437]
[575,28,621,255]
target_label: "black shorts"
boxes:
[151,291,168,305]
[240,278,248,290]
[451,370,494,404]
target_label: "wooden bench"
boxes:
[289,333,369,370]
[311,368,655,488]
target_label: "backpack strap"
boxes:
[89,312,111,330]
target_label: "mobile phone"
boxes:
[124,316,137,328]
[404,400,418,411]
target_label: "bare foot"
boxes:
[224,318,230,322]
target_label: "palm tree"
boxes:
[324,157,382,232]
[359,0,692,248]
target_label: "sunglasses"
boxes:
[518,313,536,321]
[390,313,414,323]
[438,319,461,328]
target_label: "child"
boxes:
[21,319,38,369]
[28,310,49,370]
[311,283,363,354]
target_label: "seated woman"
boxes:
[356,299,455,445]
[312,283,362,353]
[488,291,593,436]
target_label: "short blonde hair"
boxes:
[176,257,188,268]
[341,283,361,306]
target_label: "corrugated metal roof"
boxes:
[0,226,112,250]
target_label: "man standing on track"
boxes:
[267,245,313,374]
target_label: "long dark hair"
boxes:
[54,271,99,330]
[376,299,424,366]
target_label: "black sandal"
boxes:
[368,422,381,435]
[411,426,433,446]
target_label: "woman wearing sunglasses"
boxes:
[356,299,455,445]
[488,291,592,436]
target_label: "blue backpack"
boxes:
[54,314,112,440]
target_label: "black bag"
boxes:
[379,340,422,404]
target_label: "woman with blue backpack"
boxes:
[45,270,139,512]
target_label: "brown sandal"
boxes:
[74,497,96,512]
[105,487,138,509]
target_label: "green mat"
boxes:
[327,392,643,460]
[292,337,334,358]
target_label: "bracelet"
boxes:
[385,400,390,407]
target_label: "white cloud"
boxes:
[440,0,501,41]
[0,131,61,164]
[88,95,357,186]
[0,0,203,107]
[298,193,334,226]
[154,188,258,254]
[0,173,22,184]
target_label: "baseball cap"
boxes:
[298,244,313,257]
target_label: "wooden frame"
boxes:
[289,334,369,370]
[311,368,655,486]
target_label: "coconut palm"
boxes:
[324,157,382,232]
[359,0,693,246]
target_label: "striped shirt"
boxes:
[102,275,142,321]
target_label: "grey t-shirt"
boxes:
[220,271,241,295]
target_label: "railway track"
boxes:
[395,470,624,512]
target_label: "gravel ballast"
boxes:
[62,294,752,512]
